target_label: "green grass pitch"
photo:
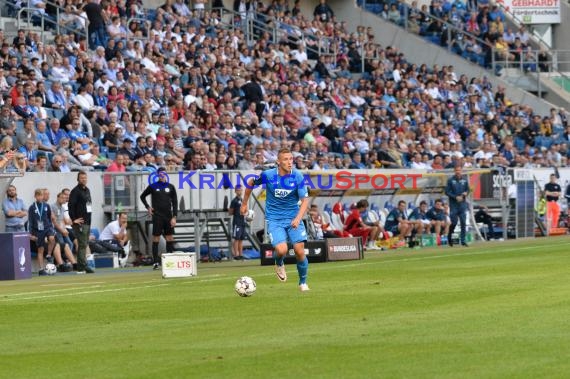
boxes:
[1,237,570,379]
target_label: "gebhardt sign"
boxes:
[499,0,560,24]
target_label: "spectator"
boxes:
[83,0,109,51]
[314,0,334,22]
[2,184,27,233]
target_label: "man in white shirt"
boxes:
[94,72,113,93]
[99,212,129,250]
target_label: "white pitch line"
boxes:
[3,285,104,297]
[1,284,168,302]
[41,282,106,287]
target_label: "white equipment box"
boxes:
[161,252,197,278]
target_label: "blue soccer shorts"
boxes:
[267,219,307,247]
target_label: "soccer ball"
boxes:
[235,276,256,297]
[45,263,57,276]
[245,209,255,222]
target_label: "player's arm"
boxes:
[444,178,456,199]
[170,185,178,227]
[293,196,310,228]
[241,174,263,215]
[139,185,153,213]
[228,200,235,216]
[292,171,309,228]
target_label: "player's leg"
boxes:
[151,216,163,269]
[237,236,244,259]
[62,241,76,265]
[459,210,467,246]
[50,237,64,266]
[448,208,458,246]
[289,222,309,291]
[164,216,176,254]
[231,224,238,258]
[269,222,288,282]
[37,244,45,275]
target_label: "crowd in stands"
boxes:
[360,0,551,72]
[0,0,568,179]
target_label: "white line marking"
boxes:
[1,284,168,302]
[41,282,106,287]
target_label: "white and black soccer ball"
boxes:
[245,209,255,223]
[45,263,57,276]
[235,276,256,297]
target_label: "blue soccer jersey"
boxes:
[253,168,308,222]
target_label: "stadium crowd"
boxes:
[361,0,551,72]
[0,0,567,176]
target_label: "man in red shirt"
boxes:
[344,199,381,249]
[104,153,129,206]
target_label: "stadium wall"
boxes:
[552,1,570,71]
[1,168,566,234]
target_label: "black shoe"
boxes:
[38,269,48,276]
[153,263,161,270]
[46,255,54,264]
[85,266,95,274]
[461,242,469,247]
[73,263,78,271]
[448,235,454,247]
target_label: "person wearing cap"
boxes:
[140,167,178,270]
[118,138,136,162]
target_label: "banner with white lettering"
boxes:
[499,0,561,24]
[326,237,364,261]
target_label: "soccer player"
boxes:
[241,148,311,292]
[140,167,178,270]
[344,199,380,249]
[384,200,412,247]
[408,200,431,235]
[445,165,470,247]
[228,185,246,260]
[426,198,449,237]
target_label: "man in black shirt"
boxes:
[140,167,178,270]
[228,185,246,260]
[83,0,108,51]
[69,171,95,273]
[544,173,562,230]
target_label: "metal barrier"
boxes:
[213,7,337,60]
[16,2,87,45]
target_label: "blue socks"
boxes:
[275,254,285,267]
[297,257,308,285]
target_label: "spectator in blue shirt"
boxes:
[48,118,69,147]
